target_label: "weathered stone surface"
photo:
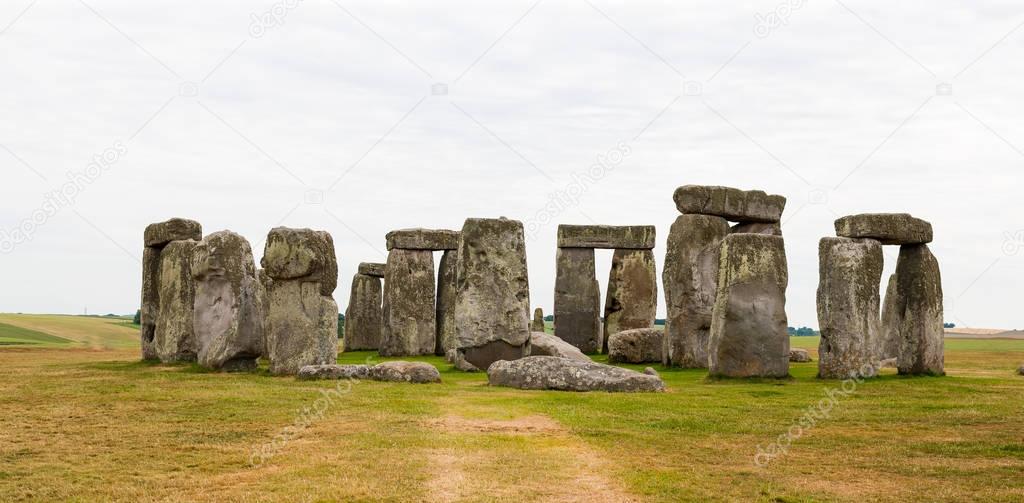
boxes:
[673,185,786,223]
[297,364,370,380]
[731,222,782,236]
[154,240,199,362]
[344,273,382,351]
[554,247,601,353]
[531,308,546,332]
[528,332,591,363]
[368,361,442,383]
[816,237,883,379]
[834,213,933,245]
[446,349,480,372]
[140,247,161,361]
[789,348,812,363]
[385,228,460,251]
[879,274,900,360]
[886,244,944,376]
[380,248,436,356]
[435,250,458,356]
[144,218,202,247]
[261,227,338,296]
[1017,364,1024,376]
[662,214,730,368]
[454,218,531,371]
[487,356,665,392]
[603,249,658,353]
[191,231,266,372]
[709,234,790,378]
[557,225,656,249]
[608,328,663,364]
[357,262,386,278]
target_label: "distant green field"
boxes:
[0,322,72,346]
[0,314,138,349]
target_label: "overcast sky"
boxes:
[2,0,1023,329]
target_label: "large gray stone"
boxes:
[140,247,161,361]
[708,234,790,378]
[673,185,786,223]
[886,244,945,376]
[816,237,883,379]
[385,228,460,251]
[528,331,591,363]
[603,249,658,353]
[879,274,901,361]
[435,249,458,356]
[191,231,266,372]
[608,328,663,364]
[368,361,442,383]
[154,240,199,363]
[662,214,730,368]
[731,222,782,236]
[487,356,665,392]
[531,308,545,332]
[789,348,812,363]
[343,273,382,351]
[380,248,436,356]
[454,218,531,371]
[557,225,656,249]
[357,262,386,278]
[553,247,601,353]
[834,213,933,245]
[297,364,370,380]
[144,218,202,247]
[262,227,338,296]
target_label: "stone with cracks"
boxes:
[435,250,458,356]
[885,244,944,376]
[454,218,531,371]
[144,218,202,247]
[554,247,601,353]
[709,234,790,378]
[557,224,656,249]
[357,262,386,278]
[297,364,370,380]
[834,213,933,245]
[673,185,786,223]
[487,356,665,392]
[531,308,545,332]
[816,237,883,379]
[731,222,782,236]
[368,361,442,383]
[140,247,162,360]
[608,328,663,364]
[344,273,382,351]
[380,248,436,356]
[879,274,900,360]
[603,249,658,353]
[262,227,338,296]
[528,332,591,363]
[662,214,730,368]
[789,348,812,363]
[192,231,266,372]
[154,240,199,362]
[385,228,460,251]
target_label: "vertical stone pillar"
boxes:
[381,249,436,356]
[879,274,900,360]
[154,240,199,362]
[531,308,546,332]
[554,247,601,353]
[344,273,383,351]
[435,249,459,356]
[887,244,944,376]
[141,218,202,361]
[662,214,730,368]
[602,249,657,353]
[816,237,883,379]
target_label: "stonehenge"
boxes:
[553,247,602,353]
[488,356,665,392]
[602,248,658,353]
[141,218,202,362]
[344,263,384,351]
[817,214,944,378]
[531,308,545,332]
[607,328,663,364]
[435,250,458,356]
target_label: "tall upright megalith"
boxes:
[344,263,384,351]
[816,237,883,379]
[262,227,339,375]
[531,307,546,333]
[553,247,601,352]
[191,231,266,371]
[603,248,658,353]
[454,218,531,370]
[888,244,945,376]
[154,239,199,362]
[708,234,790,378]
[141,218,202,361]
[435,250,459,356]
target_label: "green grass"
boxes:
[0,322,72,346]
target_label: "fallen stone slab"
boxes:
[557,225,656,249]
[487,356,665,392]
[673,185,786,223]
[144,218,202,247]
[554,247,601,353]
[607,328,663,364]
[357,262,386,278]
[817,237,883,379]
[789,348,812,363]
[834,213,933,245]
[528,332,591,363]
[385,228,460,251]
[603,249,658,353]
[368,361,442,383]
[297,364,370,380]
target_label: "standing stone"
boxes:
[435,249,459,356]
[708,234,789,378]
[344,273,382,351]
[816,237,883,379]
[602,249,658,353]
[154,240,199,362]
[381,248,436,356]
[262,228,339,374]
[140,218,202,361]
[662,214,730,368]
[887,244,945,376]
[879,274,901,360]
[531,308,546,332]
[192,231,266,372]
[454,218,531,371]
[554,247,601,353]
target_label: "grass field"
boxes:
[1,316,1023,502]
